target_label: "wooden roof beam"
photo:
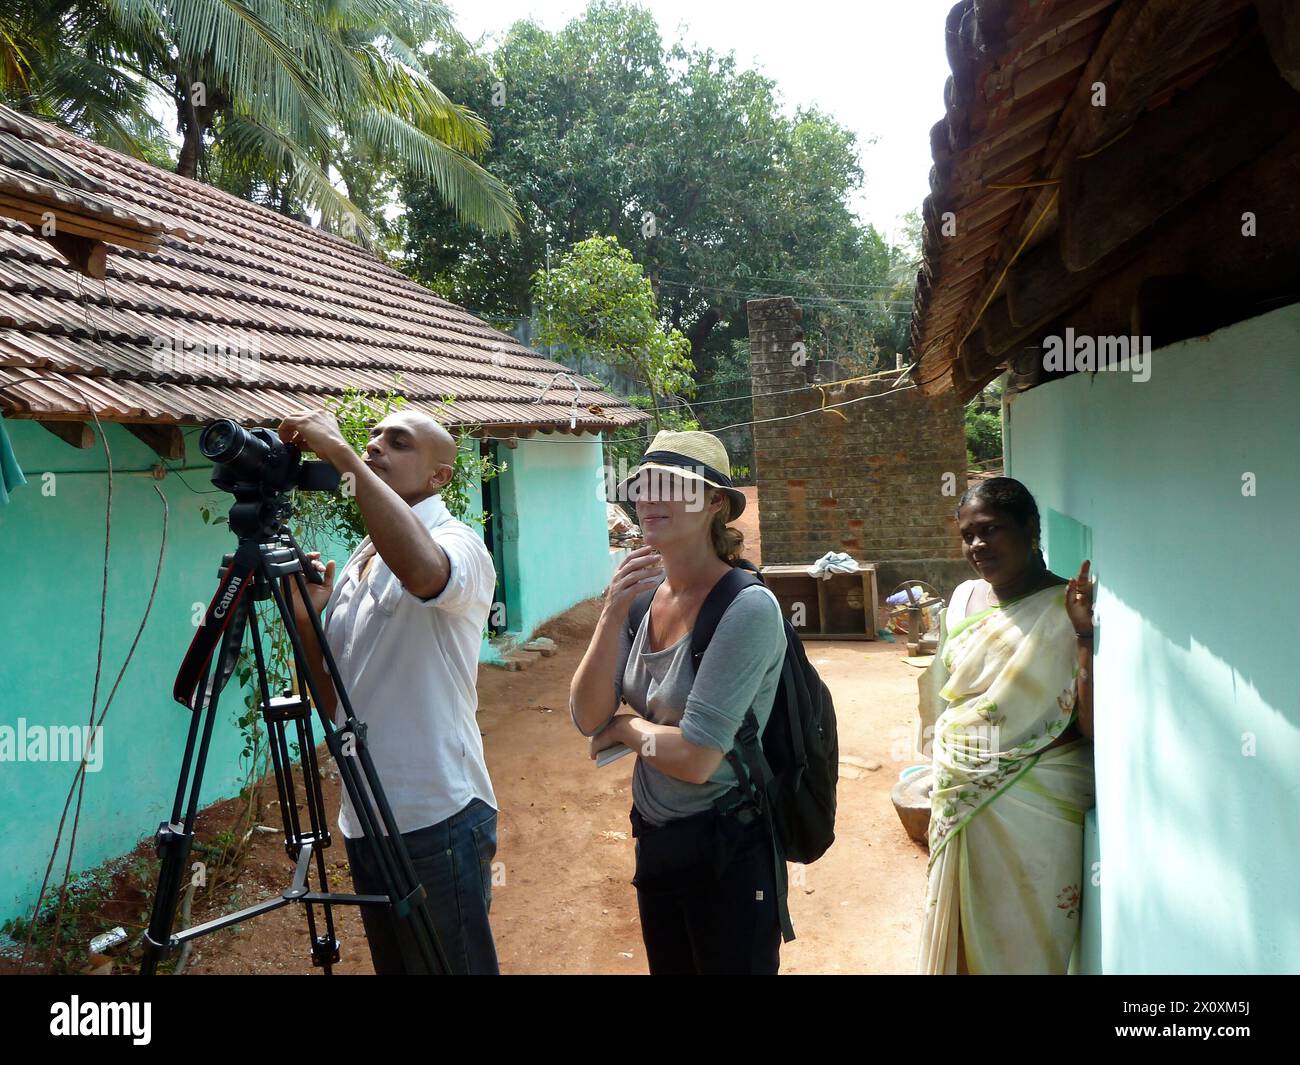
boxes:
[1066,0,1246,156]
[1062,39,1300,271]
[125,422,184,461]
[931,1,1238,382]
[46,232,108,279]
[38,419,94,448]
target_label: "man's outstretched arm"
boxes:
[278,410,449,599]
[333,448,450,599]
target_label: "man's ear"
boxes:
[431,463,454,493]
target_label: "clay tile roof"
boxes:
[0,105,646,433]
[910,0,1256,400]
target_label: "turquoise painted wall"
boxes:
[0,421,612,925]
[1004,305,1300,974]
[487,432,613,649]
[0,420,326,927]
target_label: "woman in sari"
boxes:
[917,477,1095,975]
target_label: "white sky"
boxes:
[448,0,956,246]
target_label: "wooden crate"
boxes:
[761,564,879,640]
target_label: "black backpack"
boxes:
[627,562,839,868]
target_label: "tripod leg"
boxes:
[247,608,305,852]
[273,568,449,975]
[252,615,301,851]
[141,633,230,975]
[294,711,340,970]
[247,607,339,971]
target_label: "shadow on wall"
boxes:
[1095,556,1297,973]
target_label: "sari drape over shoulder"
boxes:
[916,585,1094,975]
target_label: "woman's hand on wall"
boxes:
[1065,560,1094,635]
[1067,559,1095,739]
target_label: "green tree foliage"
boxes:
[404,1,912,376]
[533,236,698,468]
[0,2,168,159]
[965,407,1002,467]
[533,236,694,420]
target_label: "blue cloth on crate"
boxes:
[0,414,26,504]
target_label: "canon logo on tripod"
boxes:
[213,575,243,620]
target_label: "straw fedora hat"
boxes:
[616,429,747,519]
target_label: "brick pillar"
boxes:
[748,298,808,560]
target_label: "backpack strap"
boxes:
[626,578,664,646]
[691,567,768,805]
[721,714,794,942]
[623,579,664,710]
[689,566,761,669]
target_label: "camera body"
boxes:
[200,419,341,495]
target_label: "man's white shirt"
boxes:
[322,493,498,838]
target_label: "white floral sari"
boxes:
[916,584,1094,974]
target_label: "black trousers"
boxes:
[342,798,499,975]
[631,804,782,975]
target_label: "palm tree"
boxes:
[2,1,518,241]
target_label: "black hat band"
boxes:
[640,450,734,488]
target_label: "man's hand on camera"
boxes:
[278,410,349,465]
[284,551,336,624]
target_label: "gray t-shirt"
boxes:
[603,584,786,826]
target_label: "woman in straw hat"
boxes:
[570,429,788,974]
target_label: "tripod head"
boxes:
[225,488,297,543]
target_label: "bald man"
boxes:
[280,408,500,975]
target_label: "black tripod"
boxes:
[140,490,449,975]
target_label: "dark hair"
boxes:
[958,477,1043,563]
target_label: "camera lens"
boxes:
[199,419,246,463]
[200,419,273,483]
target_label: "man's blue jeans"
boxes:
[343,798,500,974]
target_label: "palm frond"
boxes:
[353,46,489,155]
[349,105,518,235]
[221,111,376,244]
[109,0,337,136]
[0,16,36,94]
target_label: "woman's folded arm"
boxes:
[569,608,632,736]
